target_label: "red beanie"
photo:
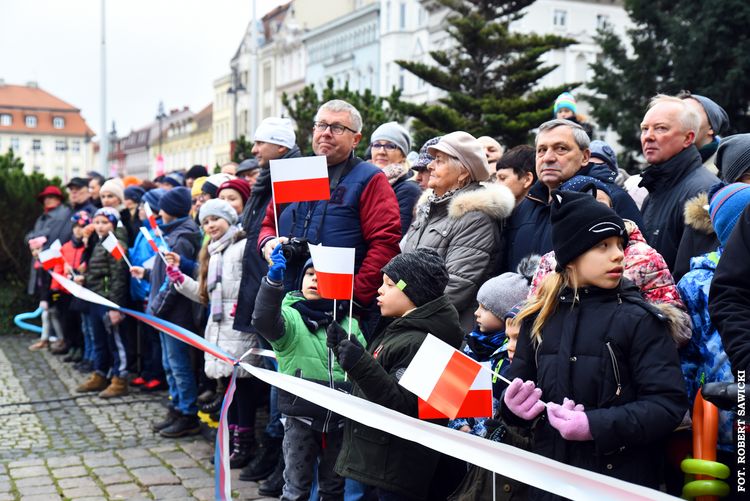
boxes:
[217,178,251,205]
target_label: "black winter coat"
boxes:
[502,182,553,273]
[25,204,73,294]
[391,171,422,236]
[710,204,750,375]
[335,295,463,499]
[233,145,301,333]
[639,146,719,272]
[502,281,687,499]
[579,162,644,229]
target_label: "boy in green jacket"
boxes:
[252,245,365,501]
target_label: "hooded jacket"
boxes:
[673,192,720,282]
[677,248,734,451]
[402,182,515,328]
[578,162,644,228]
[252,276,366,431]
[709,205,750,374]
[639,146,719,272]
[530,221,692,346]
[335,295,463,499]
[503,281,687,498]
[234,145,301,333]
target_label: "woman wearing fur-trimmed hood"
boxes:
[401,131,515,329]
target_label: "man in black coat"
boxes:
[709,204,750,375]
[233,117,300,492]
[638,94,719,276]
[502,119,591,272]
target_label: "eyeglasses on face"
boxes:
[313,121,357,135]
[370,142,400,151]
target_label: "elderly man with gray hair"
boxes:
[502,118,592,272]
[639,94,719,276]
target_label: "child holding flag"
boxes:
[166,198,268,458]
[74,207,131,398]
[501,190,687,498]
[327,249,463,501]
[252,246,365,501]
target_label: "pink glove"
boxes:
[29,236,47,250]
[503,378,545,420]
[547,399,592,441]
[166,264,185,285]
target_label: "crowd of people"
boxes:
[21,91,750,500]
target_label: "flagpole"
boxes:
[270,182,280,239]
[347,280,354,342]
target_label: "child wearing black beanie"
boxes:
[500,190,688,498]
[327,249,464,500]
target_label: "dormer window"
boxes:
[53,117,65,129]
[26,115,38,128]
[0,114,11,126]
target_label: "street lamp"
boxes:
[227,70,246,141]
[156,101,167,155]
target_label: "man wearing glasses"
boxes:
[258,100,401,330]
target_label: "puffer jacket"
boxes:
[529,220,692,346]
[677,248,734,451]
[401,182,515,328]
[175,232,262,378]
[253,277,366,431]
[84,233,129,304]
[502,281,687,499]
[335,295,463,500]
[674,192,720,282]
[639,146,719,272]
[502,181,554,274]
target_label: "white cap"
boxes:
[253,117,296,149]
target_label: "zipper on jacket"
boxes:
[534,340,542,368]
[617,293,622,305]
[322,346,335,433]
[606,342,622,396]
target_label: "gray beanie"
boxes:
[381,249,448,307]
[690,95,730,136]
[370,122,411,156]
[199,198,238,226]
[476,255,539,319]
[717,133,750,183]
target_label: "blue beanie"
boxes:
[589,140,618,172]
[709,183,750,246]
[142,188,166,213]
[560,175,612,198]
[124,186,146,203]
[159,187,192,218]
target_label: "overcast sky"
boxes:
[1,0,283,140]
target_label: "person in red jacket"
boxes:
[257,99,401,337]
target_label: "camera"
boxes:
[281,237,311,265]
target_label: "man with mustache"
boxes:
[502,119,591,272]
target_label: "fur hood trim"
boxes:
[653,302,693,348]
[683,192,714,235]
[416,183,515,221]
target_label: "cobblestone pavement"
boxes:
[0,332,277,500]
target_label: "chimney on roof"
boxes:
[27,81,38,88]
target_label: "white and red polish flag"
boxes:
[270,156,329,204]
[399,334,492,420]
[139,227,160,254]
[38,246,64,271]
[102,232,125,261]
[307,244,355,300]
[417,362,493,420]
[144,203,159,232]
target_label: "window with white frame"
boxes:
[596,14,610,30]
[0,114,11,126]
[553,10,567,27]
[53,117,65,129]
[399,2,406,29]
[72,140,81,153]
[55,140,67,151]
[32,139,41,151]
[11,137,19,151]
[26,115,38,128]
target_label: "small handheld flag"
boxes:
[38,246,64,271]
[270,156,330,205]
[307,244,355,301]
[103,232,133,269]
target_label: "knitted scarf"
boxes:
[381,163,410,186]
[291,298,349,333]
[207,225,240,321]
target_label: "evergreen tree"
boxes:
[281,78,407,157]
[396,0,576,148]
[231,135,254,163]
[0,148,24,171]
[586,0,750,170]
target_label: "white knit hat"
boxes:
[254,117,296,149]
